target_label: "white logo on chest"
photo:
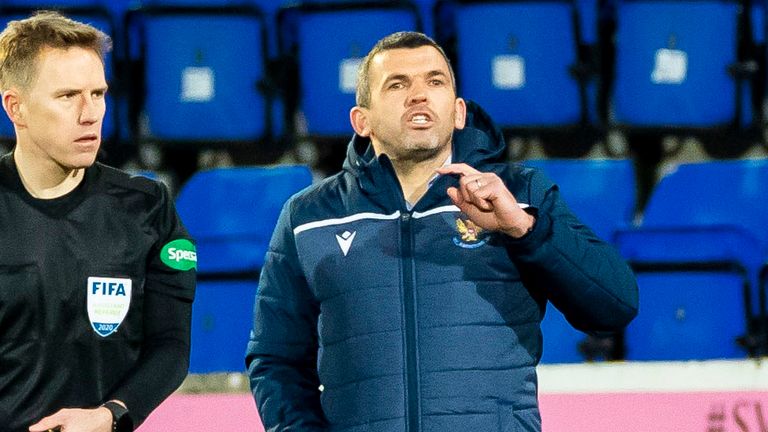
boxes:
[87,277,132,337]
[335,230,357,256]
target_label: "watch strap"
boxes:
[101,401,134,432]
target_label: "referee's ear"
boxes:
[1,89,24,128]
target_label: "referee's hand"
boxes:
[28,406,112,432]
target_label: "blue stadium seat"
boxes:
[637,159,768,276]
[0,5,120,148]
[435,0,599,156]
[278,1,421,138]
[524,158,636,242]
[538,303,585,364]
[126,4,277,148]
[627,270,749,360]
[618,227,758,361]
[525,158,637,363]
[188,280,261,374]
[609,0,758,156]
[615,159,768,360]
[176,165,313,373]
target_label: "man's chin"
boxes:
[403,140,448,162]
[68,153,98,170]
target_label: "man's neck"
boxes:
[390,146,451,205]
[14,146,84,199]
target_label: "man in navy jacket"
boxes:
[246,31,638,431]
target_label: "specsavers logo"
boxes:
[160,239,197,271]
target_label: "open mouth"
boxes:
[407,110,434,127]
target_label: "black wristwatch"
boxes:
[102,401,134,432]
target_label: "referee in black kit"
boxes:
[0,11,196,432]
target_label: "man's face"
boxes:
[353,45,466,162]
[15,46,107,170]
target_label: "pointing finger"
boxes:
[435,163,481,177]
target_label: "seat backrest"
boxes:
[642,159,768,250]
[175,165,313,274]
[625,271,748,360]
[611,0,742,127]
[616,160,768,355]
[189,279,259,373]
[279,2,420,137]
[524,158,637,242]
[130,6,271,142]
[179,164,312,373]
[437,0,589,129]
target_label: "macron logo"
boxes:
[335,230,357,256]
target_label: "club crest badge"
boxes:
[87,276,132,337]
[453,217,490,249]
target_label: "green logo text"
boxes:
[161,239,197,271]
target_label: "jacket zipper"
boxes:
[400,211,420,432]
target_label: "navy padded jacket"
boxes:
[246,102,638,432]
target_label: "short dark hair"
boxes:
[0,10,111,91]
[356,31,456,108]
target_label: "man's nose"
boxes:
[407,81,428,105]
[79,96,102,124]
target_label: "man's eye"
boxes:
[389,82,404,90]
[430,79,445,86]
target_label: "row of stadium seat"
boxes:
[175,158,768,373]
[0,0,767,164]
[174,165,314,373]
[535,158,768,363]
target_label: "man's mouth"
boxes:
[76,134,98,143]
[407,109,435,127]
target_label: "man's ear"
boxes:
[2,89,24,128]
[454,97,467,130]
[350,106,371,137]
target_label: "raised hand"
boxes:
[436,163,535,238]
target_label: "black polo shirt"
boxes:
[0,153,196,431]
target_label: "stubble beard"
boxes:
[396,130,452,164]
